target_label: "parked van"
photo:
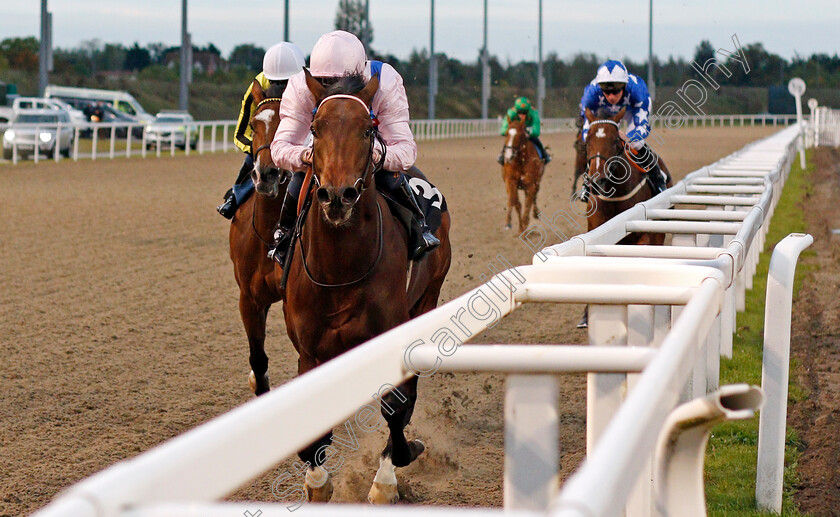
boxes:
[44,85,154,124]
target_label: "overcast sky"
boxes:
[2,1,838,63]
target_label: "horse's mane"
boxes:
[324,72,367,97]
[265,82,286,99]
[592,107,617,120]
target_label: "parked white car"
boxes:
[3,109,74,160]
[13,97,87,125]
[144,111,197,150]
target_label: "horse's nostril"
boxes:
[316,187,331,205]
[340,187,359,205]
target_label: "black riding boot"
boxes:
[647,165,668,194]
[628,143,667,195]
[385,172,441,261]
[531,137,551,164]
[267,171,304,265]
[217,154,254,219]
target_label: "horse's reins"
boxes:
[584,119,648,202]
[292,93,387,288]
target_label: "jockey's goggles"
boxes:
[600,82,625,95]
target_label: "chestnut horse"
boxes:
[281,70,451,504]
[228,80,289,396]
[582,107,671,244]
[501,115,544,232]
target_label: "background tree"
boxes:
[334,0,373,51]
[228,43,264,72]
[0,37,39,72]
[124,42,151,71]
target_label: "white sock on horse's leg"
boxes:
[368,456,398,504]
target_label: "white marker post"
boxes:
[808,98,819,148]
[787,78,807,169]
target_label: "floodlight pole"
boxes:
[648,0,655,99]
[428,0,436,120]
[38,0,49,96]
[537,0,544,115]
[481,0,490,120]
[179,0,189,111]
[284,0,290,42]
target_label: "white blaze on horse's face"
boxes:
[595,127,606,139]
[251,109,278,194]
[254,109,274,128]
[504,128,517,163]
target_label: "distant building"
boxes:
[163,48,228,75]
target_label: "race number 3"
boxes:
[408,177,443,209]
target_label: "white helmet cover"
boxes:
[309,30,366,78]
[263,42,306,81]
[594,60,629,84]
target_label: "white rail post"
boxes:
[756,233,814,513]
[655,385,764,517]
[109,125,116,159]
[91,127,98,161]
[587,304,628,448]
[626,304,656,517]
[504,374,558,511]
[72,126,79,161]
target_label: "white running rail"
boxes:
[33,126,809,517]
[1,115,800,165]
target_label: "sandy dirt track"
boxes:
[1,126,788,515]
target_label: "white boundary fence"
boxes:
[810,106,840,148]
[1,114,800,165]
[34,125,810,517]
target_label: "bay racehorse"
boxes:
[228,79,289,396]
[577,107,672,328]
[501,114,544,232]
[280,69,451,504]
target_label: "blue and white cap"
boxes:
[594,60,629,84]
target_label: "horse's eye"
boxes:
[310,125,316,137]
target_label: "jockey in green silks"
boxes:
[497,96,551,164]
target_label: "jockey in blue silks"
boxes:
[578,60,668,194]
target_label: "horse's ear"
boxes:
[584,108,596,122]
[304,68,327,104]
[251,79,265,104]
[357,74,380,107]
[612,108,626,123]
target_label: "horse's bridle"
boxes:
[583,119,646,202]
[308,94,386,205]
[251,97,283,161]
[295,93,387,288]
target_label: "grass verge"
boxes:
[705,149,816,516]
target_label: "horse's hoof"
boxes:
[504,224,512,230]
[408,439,426,463]
[368,481,399,504]
[305,466,333,502]
[248,370,269,395]
[576,316,588,329]
[369,456,399,504]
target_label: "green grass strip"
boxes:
[705,149,816,516]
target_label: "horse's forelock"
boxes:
[325,72,367,96]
